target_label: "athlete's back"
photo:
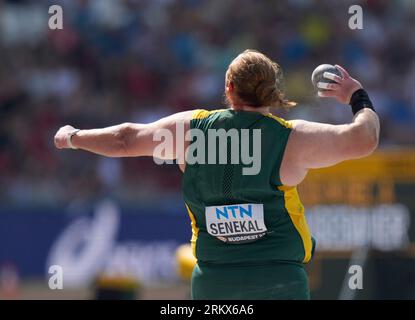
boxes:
[183,109,314,265]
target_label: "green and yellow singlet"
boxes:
[181,108,316,299]
[182,109,315,266]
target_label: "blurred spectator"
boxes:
[0,0,414,206]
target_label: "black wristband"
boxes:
[349,89,375,115]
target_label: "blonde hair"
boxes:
[225,49,296,108]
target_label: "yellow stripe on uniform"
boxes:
[265,113,293,129]
[192,109,228,120]
[278,186,313,263]
[185,203,199,258]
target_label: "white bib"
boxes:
[205,203,267,244]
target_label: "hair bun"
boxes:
[226,50,297,108]
[255,80,279,107]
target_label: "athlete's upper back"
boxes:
[182,109,314,265]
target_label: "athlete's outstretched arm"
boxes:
[281,65,380,186]
[54,110,195,160]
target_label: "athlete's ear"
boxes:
[226,81,234,93]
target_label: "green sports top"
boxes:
[182,109,315,265]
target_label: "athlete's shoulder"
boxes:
[191,108,229,120]
[264,113,293,129]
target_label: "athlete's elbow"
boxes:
[115,123,136,156]
[358,134,378,157]
[349,124,379,158]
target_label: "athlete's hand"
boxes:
[317,65,363,104]
[54,125,76,149]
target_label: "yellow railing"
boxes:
[298,148,415,206]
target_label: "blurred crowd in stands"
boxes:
[1,0,414,206]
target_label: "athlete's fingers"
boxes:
[54,137,62,149]
[54,133,65,149]
[318,90,338,98]
[323,72,343,83]
[334,65,350,79]
[317,82,340,90]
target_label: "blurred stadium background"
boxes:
[1,0,415,299]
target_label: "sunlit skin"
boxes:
[54,64,379,186]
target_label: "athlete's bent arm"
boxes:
[281,65,380,186]
[54,110,194,160]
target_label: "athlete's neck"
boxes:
[231,105,271,115]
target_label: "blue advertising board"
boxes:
[0,200,191,287]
